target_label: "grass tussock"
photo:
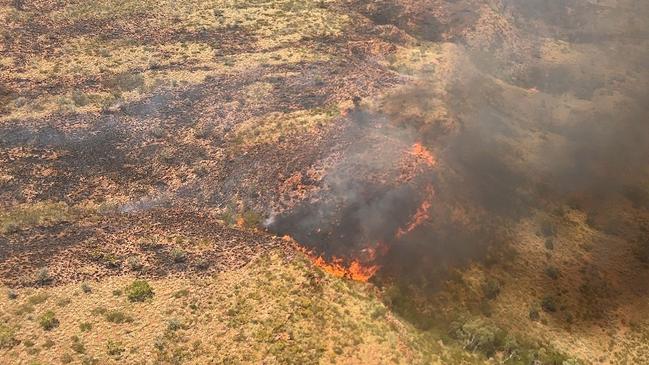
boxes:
[233,107,339,147]
[0,202,87,234]
[125,280,154,302]
[0,249,459,364]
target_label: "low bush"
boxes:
[540,220,557,237]
[79,322,92,332]
[545,238,555,250]
[167,319,183,331]
[450,318,505,357]
[126,280,154,302]
[36,267,52,286]
[61,354,74,364]
[106,340,126,358]
[71,336,85,354]
[109,72,144,92]
[0,323,17,349]
[170,248,187,263]
[529,306,541,321]
[39,310,59,330]
[105,310,134,324]
[28,293,49,305]
[482,278,501,300]
[545,266,560,280]
[71,90,90,106]
[541,296,558,313]
[127,256,143,271]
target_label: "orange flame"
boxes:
[285,236,381,282]
[309,252,379,282]
[409,143,436,167]
[396,185,434,238]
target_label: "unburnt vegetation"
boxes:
[1,0,648,364]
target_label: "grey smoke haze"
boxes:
[271,0,649,285]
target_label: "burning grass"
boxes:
[2,0,648,363]
[285,236,381,282]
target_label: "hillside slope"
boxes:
[1,0,648,364]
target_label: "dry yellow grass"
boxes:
[0,0,343,121]
[0,250,447,365]
[233,107,339,147]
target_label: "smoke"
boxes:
[270,0,649,287]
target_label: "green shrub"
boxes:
[57,297,72,307]
[170,248,187,263]
[7,289,17,300]
[43,338,55,349]
[106,340,125,358]
[14,303,34,315]
[195,258,210,270]
[545,266,560,280]
[79,322,92,332]
[61,353,74,364]
[167,319,183,331]
[541,296,558,313]
[109,72,144,92]
[545,238,555,250]
[105,310,134,324]
[239,210,261,228]
[127,256,143,271]
[0,323,17,349]
[0,202,77,234]
[150,126,165,139]
[126,280,154,302]
[173,289,189,298]
[36,267,52,286]
[479,299,493,317]
[91,250,121,268]
[71,336,85,354]
[540,220,557,237]
[90,306,107,316]
[450,318,505,357]
[39,310,60,330]
[529,306,540,321]
[28,293,49,305]
[482,278,501,300]
[71,90,90,106]
[370,306,387,319]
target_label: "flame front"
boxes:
[397,184,435,238]
[409,143,436,167]
[285,236,381,282]
[309,252,380,282]
[280,143,437,282]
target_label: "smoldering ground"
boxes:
[269,0,649,288]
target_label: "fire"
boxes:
[409,143,436,167]
[284,236,381,282]
[397,185,435,238]
[310,255,379,282]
